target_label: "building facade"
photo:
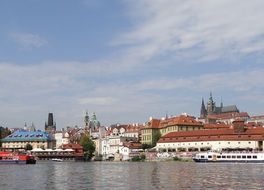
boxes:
[156,120,264,152]
[2,130,56,149]
[141,114,203,145]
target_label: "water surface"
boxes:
[0,161,263,189]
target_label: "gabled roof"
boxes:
[221,105,239,113]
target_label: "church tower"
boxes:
[45,113,56,134]
[84,111,90,130]
[207,92,216,114]
[200,98,207,118]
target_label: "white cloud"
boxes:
[118,0,264,63]
[9,32,47,49]
[0,61,264,128]
[78,97,116,106]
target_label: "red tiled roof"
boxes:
[143,118,161,129]
[123,142,142,149]
[161,115,202,127]
[246,122,264,128]
[204,123,231,129]
[250,115,264,119]
[62,143,83,149]
[158,127,264,143]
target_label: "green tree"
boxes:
[25,143,33,150]
[152,131,161,146]
[142,143,154,150]
[79,134,95,161]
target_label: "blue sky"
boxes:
[1,0,264,129]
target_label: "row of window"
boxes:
[142,136,151,141]
[205,155,258,159]
[159,141,253,147]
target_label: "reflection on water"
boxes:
[0,161,264,190]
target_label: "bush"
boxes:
[131,154,146,162]
[173,156,182,161]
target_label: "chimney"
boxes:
[233,119,245,133]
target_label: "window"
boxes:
[231,155,236,159]
[208,155,212,159]
[217,156,221,158]
[247,155,251,159]
[242,156,246,159]
[253,156,257,159]
[237,156,241,159]
[227,156,231,158]
[222,156,226,159]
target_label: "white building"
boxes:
[156,121,264,152]
[54,131,70,148]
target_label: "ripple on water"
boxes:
[0,162,264,190]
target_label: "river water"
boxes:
[0,161,263,190]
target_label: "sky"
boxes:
[1,0,264,129]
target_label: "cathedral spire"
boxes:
[200,98,207,118]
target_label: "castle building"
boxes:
[200,92,239,119]
[45,113,56,134]
[156,120,264,152]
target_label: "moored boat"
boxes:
[193,152,264,163]
[0,151,36,164]
[51,158,63,162]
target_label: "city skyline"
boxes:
[1,0,264,129]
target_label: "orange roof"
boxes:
[143,118,161,129]
[160,115,203,128]
[143,115,203,129]
[123,142,142,149]
[158,127,264,143]
[204,123,231,129]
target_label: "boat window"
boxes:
[237,156,241,159]
[201,155,205,159]
[242,156,246,159]
[217,156,221,158]
[253,156,257,159]
[208,155,212,158]
[247,155,251,159]
[227,156,231,158]
[231,155,236,159]
[222,156,226,158]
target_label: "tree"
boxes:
[79,134,95,161]
[152,131,161,146]
[142,143,153,150]
[25,143,33,150]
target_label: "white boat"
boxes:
[51,158,63,162]
[193,152,264,163]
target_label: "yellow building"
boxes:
[141,115,203,146]
[141,118,161,146]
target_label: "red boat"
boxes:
[0,151,36,164]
